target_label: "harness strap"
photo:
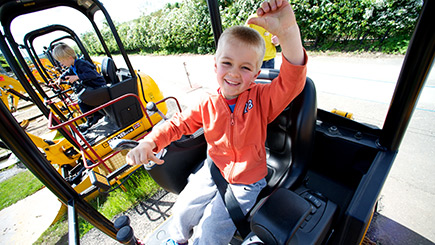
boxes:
[208,157,251,239]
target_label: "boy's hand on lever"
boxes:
[65,75,79,83]
[126,138,165,166]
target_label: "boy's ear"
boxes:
[214,57,217,73]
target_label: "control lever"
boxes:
[146,101,167,120]
[109,139,139,151]
[109,139,166,170]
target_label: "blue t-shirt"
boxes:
[225,97,237,113]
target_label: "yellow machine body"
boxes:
[28,71,167,196]
[0,73,27,112]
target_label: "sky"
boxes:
[99,0,178,22]
[8,0,178,53]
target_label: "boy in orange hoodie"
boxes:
[127,0,307,244]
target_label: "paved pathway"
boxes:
[0,187,61,245]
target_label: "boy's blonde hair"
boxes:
[52,43,77,61]
[216,26,266,70]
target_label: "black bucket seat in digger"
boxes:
[247,77,331,245]
[244,76,336,245]
[101,56,119,85]
[262,76,317,195]
[101,57,143,129]
[78,57,143,132]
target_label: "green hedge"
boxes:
[82,0,422,55]
[293,0,422,53]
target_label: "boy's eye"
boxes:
[242,66,252,71]
[222,61,231,66]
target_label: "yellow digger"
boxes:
[0,0,172,205]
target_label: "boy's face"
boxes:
[57,56,75,67]
[215,40,261,100]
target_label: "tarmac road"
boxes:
[1,53,433,244]
[305,53,435,244]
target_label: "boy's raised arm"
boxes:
[247,0,304,66]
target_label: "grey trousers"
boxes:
[168,161,266,245]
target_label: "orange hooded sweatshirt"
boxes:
[149,53,307,184]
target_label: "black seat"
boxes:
[100,57,143,128]
[261,77,317,195]
[101,57,119,84]
[233,77,317,244]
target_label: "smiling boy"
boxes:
[215,26,265,100]
[127,0,307,244]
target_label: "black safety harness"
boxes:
[208,156,251,239]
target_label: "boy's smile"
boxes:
[215,40,261,100]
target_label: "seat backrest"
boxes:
[101,57,119,84]
[263,77,317,194]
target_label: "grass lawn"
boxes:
[0,169,44,211]
[1,158,160,244]
[34,166,160,244]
